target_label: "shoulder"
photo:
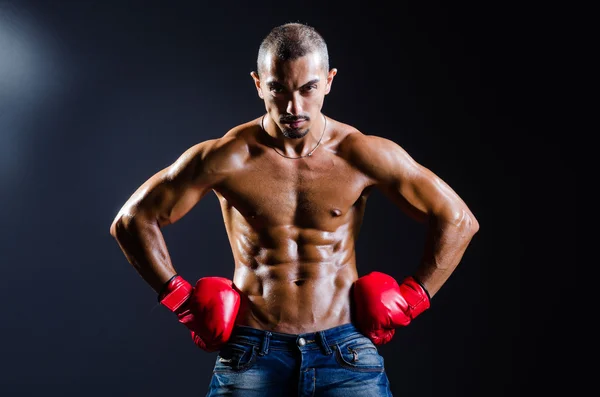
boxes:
[171,117,262,176]
[334,122,418,182]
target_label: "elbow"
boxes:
[110,213,138,241]
[445,207,479,238]
[110,215,127,240]
[109,221,117,238]
[461,209,480,239]
[470,214,480,236]
[110,211,157,241]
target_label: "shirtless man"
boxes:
[110,22,479,396]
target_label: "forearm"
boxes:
[414,211,479,298]
[111,215,176,293]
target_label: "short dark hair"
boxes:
[257,22,329,77]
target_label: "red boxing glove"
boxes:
[158,275,240,352]
[353,271,430,345]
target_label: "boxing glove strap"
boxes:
[401,276,431,318]
[412,276,431,301]
[158,274,193,312]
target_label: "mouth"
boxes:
[283,119,307,129]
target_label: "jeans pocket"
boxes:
[214,342,258,373]
[334,336,384,372]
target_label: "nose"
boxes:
[286,92,302,115]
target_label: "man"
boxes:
[110,22,479,396]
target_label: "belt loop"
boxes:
[259,331,272,356]
[317,331,332,355]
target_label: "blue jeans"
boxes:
[205,323,393,396]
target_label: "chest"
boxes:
[215,153,370,227]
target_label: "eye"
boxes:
[301,85,317,93]
[269,86,283,93]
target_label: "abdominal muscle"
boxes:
[230,226,359,334]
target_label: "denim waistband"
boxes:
[228,323,364,356]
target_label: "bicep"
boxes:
[380,163,464,223]
[359,136,470,224]
[118,142,217,227]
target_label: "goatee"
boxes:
[282,127,310,139]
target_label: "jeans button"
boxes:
[297,337,306,346]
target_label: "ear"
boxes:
[324,68,337,95]
[250,71,264,99]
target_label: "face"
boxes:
[251,51,337,139]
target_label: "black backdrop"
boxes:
[0,1,575,396]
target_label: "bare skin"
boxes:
[110,51,479,334]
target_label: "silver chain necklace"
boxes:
[261,114,326,159]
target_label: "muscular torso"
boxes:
[212,117,373,333]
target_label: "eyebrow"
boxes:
[267,78,321,88]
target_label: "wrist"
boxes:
[401,276,431,318]
[158,274,193,312]
[410,276,431,301]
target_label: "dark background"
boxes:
[0,1,574,396]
